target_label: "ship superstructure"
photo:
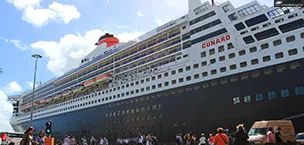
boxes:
[11,0,304,142]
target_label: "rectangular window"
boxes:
[218,45,224,52]
[193,63,199,68]
[227,43,234,49]
[238,50,246,56]
[286,35,295,42]
[220,67,226,72]
[288,48,298,56]
[202,61,207,66]
[230,64,237,70]
[275,52,284,59]
[191,19,222,35]
[201,51,206,58]
[245,14,268,27]
[172,80,176,84]
[178,78,184,83]
[189,11,216,25]
[254,28,279,41]
[243,35,255,44]
[191,28,228,45]
[210,58,216,64]
[209,48,215,55]
[211,69,217,75]
[249,46,257,53]
[178,68,183,73]
[219,56,225,61]
[251,58,259,65]
[234,22,246,30]
[171,70,176,75]
[263,55,271,62]
[202,72,208,77]
[194,74,199,79]
[240,61,247,68]
[278,19,304,33]
[186,66,191,71]
[261,43,269,49]
[273,39,282,46]
[229,53,235,59]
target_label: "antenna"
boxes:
[211,0,215,6]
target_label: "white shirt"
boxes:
[199,137,206,144]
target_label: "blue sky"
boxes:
[0,0,272,96]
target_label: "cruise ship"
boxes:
[10,0,304,143]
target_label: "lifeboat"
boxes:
[40,98,46,103]
[95,73,112,83]
[82,79,96,87]
[73,84,84,93]
[94,33,119,48]
[54,92,62,100]
[63,89,72,97]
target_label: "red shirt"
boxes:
[214,133,229,145]
[267,131,275,143]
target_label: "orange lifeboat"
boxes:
[82,79,96,87]
[95,33,119,48]
[95,73,112,83]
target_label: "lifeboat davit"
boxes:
[94,33,119,48]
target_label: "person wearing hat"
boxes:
[214,128,229,145]
[199,133,206,145]
[20,126,39,145]
[234,124,249,145]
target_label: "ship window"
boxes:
[211,69,217,75]
[179,78,184,83]
[117,87,120,90]
[251,58,259,65]
[261,43,269,50]
[263,22,271,27]
[249,46,257,53]
[219,55,225,61]
[222,4,231,12]
[281,89,290,97]
[273,39,282,46]
[229,53,235,59]
[157,74,162,79]
[277,65,286,72]
[126,84,129,88]
[135,89,139,93]
[228,13,238,21]
[234,22,246,31]
[202,72,208,77]
[263,55,271,62]
[278,19,304,33]
[186,76,191,81]
[275,52,284,59]
[218,45,224,52]
[152,85,156,89]
[158,83,162,88]
[201,51,206,58]
[220,67,226,72]
[210,58,216,64]
[189,11,216,25]
[136,81,139,85]
[126,92,129,95]
[244,95,251,103]
[268,91,276,100]
[186,66,191,71]
[171,70,176,75]
[146,78,150,82]
[286,35,295,42]
[251,26,259,31]
[193,63,199,69]
[301,32,304,38]
[209,48,215,55]
[254,28,279,41]
[230,64,237,70]
[141,88,144,92]
[227,43,234,49]
[264,68,273,75]
[295,87,304,96]
[288,48,298,56]
[240,61,247,68]
[178,68,183,73]
[152,76,156,80]
[190,19,222,35]
[233,97,240,104]
[290,62,301,70]
[172,80,177,84]
[140,79,144,84]
[164,82,169,86]
[239,50,246,56]
[146,86,150,91]
[243,35,255,44]
[245,14,268,27]
[202,61,207,66]
[192,28,228,45]
[255,93,263,101]
[194,74,199,79]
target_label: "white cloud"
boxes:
[0,37,8,43]
[166,0,179,6]
[30,29,144,76]
[26,81,34,89]
[9,39,30,50]
[136,10,144,17]
[154,15,171,26]
[7,0,80,27]
[1,81,23,95]
[0,90,14,132]
[115,25,127,29]
[105,0,110,7]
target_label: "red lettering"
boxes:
[202,34,231,49]
[216,38,221,44]
[211,40,215,46]
[202,43,206,48]
[226,35,230,41]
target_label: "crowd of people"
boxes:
[18,124,286,145]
